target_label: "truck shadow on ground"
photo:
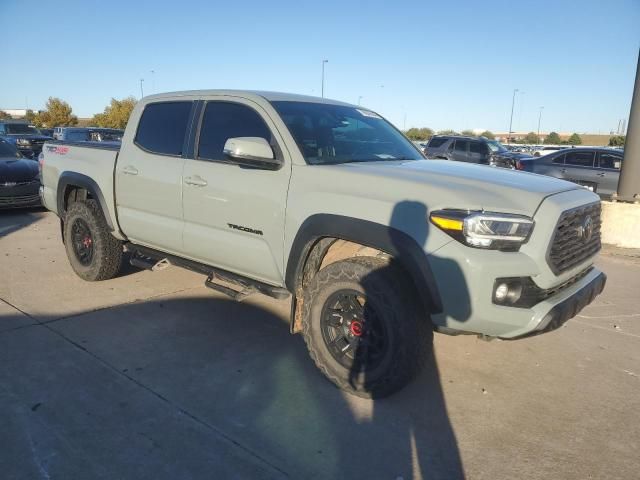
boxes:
[1,292,466,479]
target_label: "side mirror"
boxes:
[223,137,281,170]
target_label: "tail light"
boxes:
[515,160,524,170]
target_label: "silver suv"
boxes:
[424,135,531,168]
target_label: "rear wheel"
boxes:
[63,200,122,281]
[302,256,432,398]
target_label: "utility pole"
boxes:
[358,95,363,105]
[537,106,544,141]
[321,60,328,98]
[150,70,155,93]
[616,48,640,202]
[140,78,145,99]
[507,88,518,144]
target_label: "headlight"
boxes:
[430,210,534,251]
[16,138,31,146]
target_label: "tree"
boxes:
[24,109,36,123]
[33,97,78,127]
[0,110,11,120]
[480,130,495,139]
[92,97,137,129]
[437,129,458,135]
[609,135,625,147]
[544,131,561,144]
[567,133,582,145]
[522,132,540,144]
[460,129,476,136]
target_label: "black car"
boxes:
[424,135,533,168]
[0,121,53,159]
[0,140,41,208]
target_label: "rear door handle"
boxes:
[184,175,208,187]
[122,166,139,175]
[596,172,605,177]
[560,168,567,173]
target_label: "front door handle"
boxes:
[184,175,208,187]
[122,166,139,175]
[596,172,605,177]
[560,168,567,173]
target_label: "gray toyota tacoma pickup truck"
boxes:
[39,90,606,398]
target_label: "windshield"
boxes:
[5,124,38,135]
[271,101,422,164]
[486,140,508,153]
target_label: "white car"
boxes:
[532,145,568,157]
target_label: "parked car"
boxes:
[0,120,52,159]
[38,128,54,137]
[532,145,569,157]
[424,135,532,168]
[40,90,605,398]
[53,127,64,140]
[57,127,124,143]
[0,139,41,208]
[516,147,622,198]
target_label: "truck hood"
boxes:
[334,159,579,216]
[0,157,39,183]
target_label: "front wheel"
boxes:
[63,199,123,281]
[302,257,432,398]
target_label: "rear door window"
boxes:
[598,152,622,170]
[565,151,595,167]
[552,154,565,164]
[454,140,469,152]
[135,101,193,156]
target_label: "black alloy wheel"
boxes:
[71,218,95,266]
[320,289,389,372]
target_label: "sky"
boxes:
[1,0,639,134]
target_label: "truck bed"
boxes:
[40,140,122,234]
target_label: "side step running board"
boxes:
[129,253,171,271]
[205,273,255,302]
[125,243,290,302]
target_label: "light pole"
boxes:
[616,47,640,202]
[507,88,518,144]
[321,59,328,98]
[358,95,363,105]
[150,70,155,93]
[537,106,544,141]
[140,78,145,99]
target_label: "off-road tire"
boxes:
[63,199,122,281]
[302,256,432,398]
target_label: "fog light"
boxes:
[493,280,524,305]
[494,283,509,302]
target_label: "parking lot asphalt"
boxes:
[1,209,639,480]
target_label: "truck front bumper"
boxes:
[428,241,607,339]
[525,270,606,338]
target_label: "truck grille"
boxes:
[548,202,601,274]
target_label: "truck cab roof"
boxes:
[142,90,355,107]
